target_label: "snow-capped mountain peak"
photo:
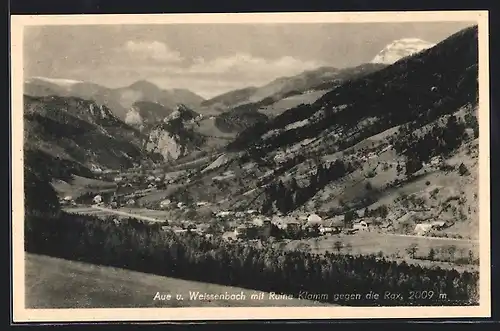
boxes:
[371,38,436,65]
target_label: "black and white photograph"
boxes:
[11,11,490,322]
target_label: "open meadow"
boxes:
[25,254,328,308]
[285,231,479,272]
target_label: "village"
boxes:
[56,145,477,267]
[59,168,456,244]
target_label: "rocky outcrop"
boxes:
[144,104,205,161]
[146,128,184,161]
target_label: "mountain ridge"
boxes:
[23,94,161,176]
[24,78,206,121]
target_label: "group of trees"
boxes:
[25,212,479,306]
[261,160,352,215]
[24,167,61,219]
[215,105,268,134]
[406,243,478,266]
[364,205,389,219]
[394,115,470,175]
[227,103,313,152]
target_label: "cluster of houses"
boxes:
[113,173,169,190]
[215,209,454,240]
[91,193,129,209]
[215,212,379,241]
[156,199,211,211]
[83,182,453,241]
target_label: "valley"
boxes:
[23,24,482,307]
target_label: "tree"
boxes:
[428,248,436,261]
[278,241,288,252]
[396,163,403,175]
[468,250,475,264]
[458,163,470,176]
[333,241,343,253]
[313,238,321,251]
[344,210,355,228]
[289,177,299,191]
[446,245,458,261]
[405,155,423,176]
[283,191,294,213]
[405,243,419,259]
[309,172,318,192]
[345,243,353,254]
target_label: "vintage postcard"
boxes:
[11,11,490,322]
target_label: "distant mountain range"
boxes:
[24,77,205,121]
[23,31,470,173]
[204,62,388,135]
[198,66,353,115]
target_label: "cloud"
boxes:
[75,42,326,97]
[148,76,258,99]
[123,40,183,63]
[188,53,322,78]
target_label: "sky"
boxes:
[24,21,474,99]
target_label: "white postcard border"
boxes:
[11,11,491,322]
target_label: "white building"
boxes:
[307,214,323,226]
[353,221,368,231]
[160,199,171,208]
[252,217,265,227]
[216,211,232,218]
[414,223,433,236]
[93,195,103,205]
[319,227,336,235]
[91,165,103,174]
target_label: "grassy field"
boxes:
[52,175,116,199]
[258,90,328,117]
[136,184,187,206]
[64,206,173,222]
[285,231,479,272]
[25,254,327,308]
